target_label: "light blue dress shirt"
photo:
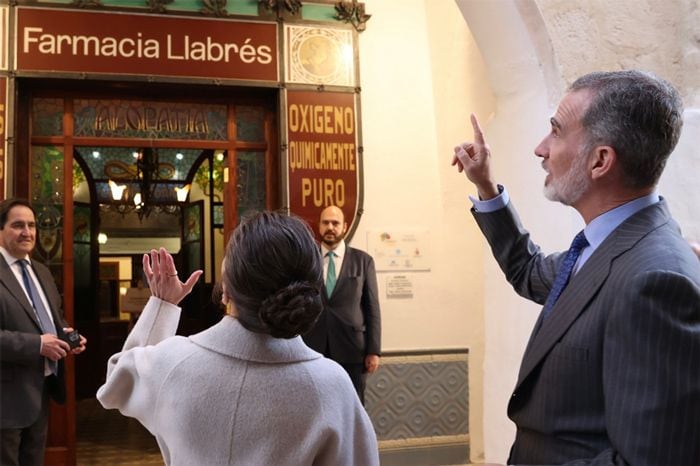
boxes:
[470,185,660,272]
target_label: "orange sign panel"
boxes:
[15,7,277,81]
[287,91,359,234]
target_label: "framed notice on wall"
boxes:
[367,230,431,272]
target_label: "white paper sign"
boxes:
[386,275,414,299]
[367,230,430,272]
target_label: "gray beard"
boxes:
[543,151,592,206]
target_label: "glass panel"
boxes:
[184,203,202,242]
[73,203,93,323]
[31,146,64,207]
[185,242,201,273]
[73,159,90,203]
[32,98,63,137]
[213,204,224,226]
[73,205,91,243]
[237,151,266,218]
[31,146,65,265]
[74,99,227,140]
[193,153,225,201]
[236,106,265,142]
[75,147,200,204]
[73,243,92,322]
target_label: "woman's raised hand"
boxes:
[143,247,203,305]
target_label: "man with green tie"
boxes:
[302,205,381,404]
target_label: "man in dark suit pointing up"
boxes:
[453,71,700,465]
[302,205,381,403]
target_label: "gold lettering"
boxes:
[299,177,345,208]
[287,141,355,172]
[288,104,354,135]
[91,104,211,136]
[301,178,312,207]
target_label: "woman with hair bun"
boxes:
[97,211,380,466]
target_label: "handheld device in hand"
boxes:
[61,330,81,349]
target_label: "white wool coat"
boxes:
[97,297,380,466]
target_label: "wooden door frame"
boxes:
[15,77,278,465]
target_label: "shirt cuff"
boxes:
[469,184,508,212]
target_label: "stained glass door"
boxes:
[25,85,277,465]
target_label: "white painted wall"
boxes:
[358,0,494,460]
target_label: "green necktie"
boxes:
[326,251,336,297]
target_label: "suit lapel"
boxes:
[0,255,43,331]
[515,200,672,389]
[336,246,351,281]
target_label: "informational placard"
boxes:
[367,230,430,272]
[287,90,358,234]
[386,275,413,299]
[15,7,277,81]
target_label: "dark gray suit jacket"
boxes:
[474,200,700,466]
[303,246,381,364]
[0,255,68,428]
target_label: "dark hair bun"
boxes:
[258,282,322,339]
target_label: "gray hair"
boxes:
[570,70,683,189]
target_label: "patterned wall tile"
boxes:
[365,352,469,444]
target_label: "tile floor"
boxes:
[76,398,474,466]
[76,399,163,465]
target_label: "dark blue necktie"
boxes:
[541,231,589,320]
[18,259,58,374]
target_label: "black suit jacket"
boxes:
[474,200,700,466]
[303,245,381,364]
[0,255,68,428]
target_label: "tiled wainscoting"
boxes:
[77,348,469,465]
[365,349,470,466]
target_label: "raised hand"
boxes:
[451,114,499,199]
[143,247,203,305]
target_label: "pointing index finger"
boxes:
[471,113,485,144]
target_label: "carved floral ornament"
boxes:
[258,1,371,32]
[69,0,370,29]
[258,0,303,15]
[334,1,371,32]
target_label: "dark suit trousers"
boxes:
[0,378,50,466]
[338,362,366,404]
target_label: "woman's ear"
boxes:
[221,281,229,305]
[590,145,617,180]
